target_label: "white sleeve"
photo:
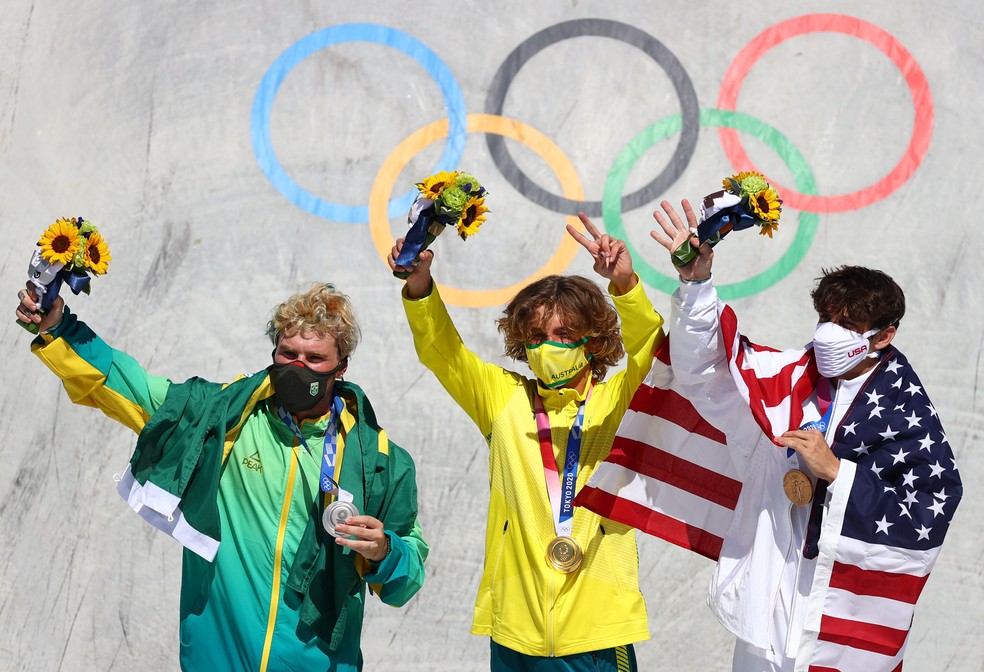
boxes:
[669,278,727,384]
[668,278,764,472]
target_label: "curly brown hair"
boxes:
[811,266,905,332]
[266,283,362,359]
[496,275,624,381]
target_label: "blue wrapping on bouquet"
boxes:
[671,175,782,268]
[394,207,452,267]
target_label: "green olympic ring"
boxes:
[603,108,819,300]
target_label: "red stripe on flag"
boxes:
[628,385,728,444]
[829,561,929,604]
[606,437,742,510]
[810,665,902,672]
[655,336,671,365]
[818,614,909,657]
[720,306,818,437]
[576,486,722,560]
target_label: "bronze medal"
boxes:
[545,536,583,574]
[783,469,814,506]
[322,500,360,537]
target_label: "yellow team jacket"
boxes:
[402,278,664,657]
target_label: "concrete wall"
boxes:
[1,1,980,669]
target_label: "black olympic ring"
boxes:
[484,18,700,217]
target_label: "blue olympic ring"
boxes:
[250,24,467,224]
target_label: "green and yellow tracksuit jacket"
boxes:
[32,308,427,672]
[402,279,664,658]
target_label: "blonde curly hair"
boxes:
[496,275,624,381]
[266,283,361,359]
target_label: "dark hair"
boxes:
[811,266,905,332]
[496,275,624,381]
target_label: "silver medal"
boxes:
[322,500,360,537]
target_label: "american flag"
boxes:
[576,303,962,671]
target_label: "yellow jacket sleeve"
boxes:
[401,285,523,437]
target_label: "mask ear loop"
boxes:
[331,357,349,381]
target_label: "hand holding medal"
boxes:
[17,216,111,333]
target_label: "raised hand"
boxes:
[388,237,434,300]
[15,284,64,333]
[566,212,637,295]
[649,199,713,282]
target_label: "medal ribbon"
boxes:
[276,396,353,503]
[533,384,592,538]
[788,379,833,467]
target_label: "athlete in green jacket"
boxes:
[17,283,427,672]
[388,215,665,671]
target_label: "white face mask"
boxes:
[812,322,879,378]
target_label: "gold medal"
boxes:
[545,536,583,574]
[783,469,814,506]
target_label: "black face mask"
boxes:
[270,358,347,414]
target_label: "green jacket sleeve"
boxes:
[30,306,172,434]
[364,518,428,607]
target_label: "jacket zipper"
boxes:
[258,443,301,671]
[546,567,557,656]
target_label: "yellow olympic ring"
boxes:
[369,113,586,308]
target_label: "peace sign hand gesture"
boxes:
[566,212,637,295]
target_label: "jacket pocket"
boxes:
[489,520,509,617]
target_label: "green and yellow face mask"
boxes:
[525,337,592,389]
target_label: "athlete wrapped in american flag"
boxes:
[576,199,961,672]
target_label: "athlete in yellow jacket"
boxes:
[389,215,665,671]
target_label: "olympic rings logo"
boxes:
[251,15,932,306]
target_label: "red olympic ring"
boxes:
[717,14,933,214]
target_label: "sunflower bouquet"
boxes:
[672,170,782,267]
[393,170,489,279]
[18,216,112,333]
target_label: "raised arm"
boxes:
[389,238,520,436]
[17,284,171,434]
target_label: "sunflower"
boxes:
[82,230,112,274]
[757,220,780,238]
[38,217,81,266]
[417,171,457,200]
[749,187,782,223]
[456,195,488,240]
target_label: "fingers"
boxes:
[16,288,40,323]
[565,222,592,250]
[343,515,383,530]
[333,515,388,561]
[650,199,704,256]
[658,200,689,233]
[680,199,697,229]
[648,227,674,250]
[567,213,626,269]
[387,238,405,271]
[577,212,603,240]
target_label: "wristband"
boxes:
[370,533,391,570]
